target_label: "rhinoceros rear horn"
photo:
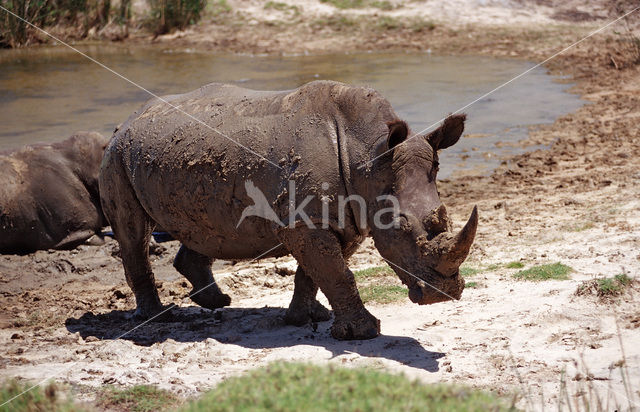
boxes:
[436,206,478,276]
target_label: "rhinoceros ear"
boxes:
[427,114,466,150]
[387,119,409,150]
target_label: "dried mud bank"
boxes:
[2,13,640,412]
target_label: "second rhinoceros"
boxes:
[99,80,477,340]
[1,132,109,255]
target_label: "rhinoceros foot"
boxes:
[330,309,380,340]
[131,301,171,322]
[284,299,332,326]
[190,289,231,311]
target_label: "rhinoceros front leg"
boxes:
[278,229,380,340]
[284,266,331,326]
[173,245,231,310]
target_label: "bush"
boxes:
[147,0,207,35]
[0,0,207,46]
[0,0,113,47]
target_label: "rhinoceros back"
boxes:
[104,81,398,258]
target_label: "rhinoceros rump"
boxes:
[0,132,109,255]
[99,81,477,340]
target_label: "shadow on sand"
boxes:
[65,305,444,372]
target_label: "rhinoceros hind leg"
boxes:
[100,157,163,319]
[278,229,380,340]
[284,266,331,326]
[173,245,231,310]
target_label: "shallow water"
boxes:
[0,45,583,178]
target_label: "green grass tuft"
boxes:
[311,15,358,31]
[375,16,401,30]
[180,362,515,411]
[466,281,479,288]
[319,0,402,11]
[577,273,634,298]
[597,277,620,294]
[408,18,436,32]
[505,261,525,269]
[354,265,394,280]
[370,0,395,10]
[263,1,300,14]
[460,266,480,277]
[98,385,179,412]
[319,0,364,9]
[513,263,573,281]
[0,380,80,412]
[358,285,407,304]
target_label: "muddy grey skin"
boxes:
[0,132,110,255]
[100,80,477,340]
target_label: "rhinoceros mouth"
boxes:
[388,255,466,305]
[407,274,465,305]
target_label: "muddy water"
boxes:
[0,45,582,177]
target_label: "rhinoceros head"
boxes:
[364,114,477,305]
[55,131,111,225]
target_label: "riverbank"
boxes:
[1,1,640,410]
[10,0,633,55]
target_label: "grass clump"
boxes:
[319,0,401,10]
[319,0,363,9]
[466,281,479,288]
[576,273,634,298]
[370,0,395,10]
[181,362,514,411]
[513,262,573,281]
[0,380,80,412]
[505,261,525,269]
[359,285,407,304]
[311,14,358,31]
[598,274,632,294]
[263,1,299,15]
[353,265,393,280]
[98,385,179,412]
[408,18,436,32]
[375,16,401,30]
[460,266,480,277]
[353,265,406,304]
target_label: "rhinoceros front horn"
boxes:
[432,206,478,276]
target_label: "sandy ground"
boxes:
[2,0,640,410]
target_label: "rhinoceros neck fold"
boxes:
[334,118,367,238]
